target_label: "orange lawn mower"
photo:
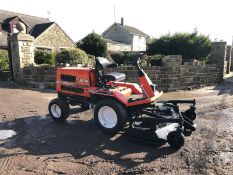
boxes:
[48,56,197,149]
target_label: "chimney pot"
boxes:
[121,17,124,26]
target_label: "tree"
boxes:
[79,33,107,57]
[147,31,211,62]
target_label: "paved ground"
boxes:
[224,72,233,83]
[0,81,232,175]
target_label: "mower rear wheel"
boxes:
[94,99,127,135]
[167,131,185,149]
[49,98,70,121]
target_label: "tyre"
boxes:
[94,99,127,135]
[48,98,70,121]
[167,131,185,149]
[183,129,192,137]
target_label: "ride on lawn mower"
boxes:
[48,56,197,149]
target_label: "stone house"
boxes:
[0,10,75,51]
[102,18,149,52]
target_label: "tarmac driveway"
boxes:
[0,82,232,175]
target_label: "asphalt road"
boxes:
[0,82,232,175]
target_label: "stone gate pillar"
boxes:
[8,33,34,81]
[211,42,227,80]
[231,48,233,71]
[226,45,232,74]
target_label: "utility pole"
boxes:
[47,10,50,20]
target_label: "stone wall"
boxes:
[107,55,221,91]
[34,23,75,51]
[19,56,222,91]
[0,70,11,81]
[20,66,56,89]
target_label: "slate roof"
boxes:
[2,16,18,24]
[102,22,149,39]
[121,24,149,37]
[30,22,54,38]
[0,9,50,32]
[0,10,52,47]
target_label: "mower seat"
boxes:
[95,57,126,82]
[96,57,118,68]
[104,72,126,82]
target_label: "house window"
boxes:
[59,47,68,51]
[134,36,138,42]
[36,47,52,51]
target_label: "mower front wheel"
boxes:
[94,99,127,135]
[48,98,70,121]
[167,131,185,149]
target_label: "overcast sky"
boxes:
[1,0,233,44]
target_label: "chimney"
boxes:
[121,17,124,26]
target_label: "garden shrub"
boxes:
[109,51,124,65]
[0,49,9,70]
[147,30,211,61]
[55,48,88,65]
[34,50,56,66]
[144,54,164,66]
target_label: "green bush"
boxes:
[110,51,143,65]
[123,52,135,65]
[34,50,56,66]
[86,54,95,65]
[0,49,9,70]
[55,48,88,65]
[202,54,211,64]
[143,54,164,66]
[147,30,211,61]
[109,51,124,65]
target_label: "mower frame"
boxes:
[48,56,197,149]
